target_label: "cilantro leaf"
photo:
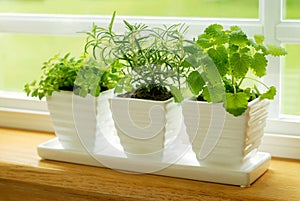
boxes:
[224,92,250,116]
[250,53,268,77]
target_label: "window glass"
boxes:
[281,44,300,116]
[0,34,85,91]
[0,0,259,92]
[0,0,258,18]
[285,0,300,19]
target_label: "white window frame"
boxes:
[0,0,299,159]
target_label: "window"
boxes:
[0,0,299,159]
[282,44,300,116]
[284,0,300,19]
[0,0,258,18]
[0,34,84,92]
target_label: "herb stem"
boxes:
[237,77,245,88]
[244,76,270,89]
[232,75,236,94]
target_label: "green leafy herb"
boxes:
[24,53,84,99]
[73,58,123,97]
[187,71,205,95]
[106,21,194,101]
[187,23,287,116]
[224,92,250,116]
[260,86,276,100]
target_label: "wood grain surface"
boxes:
[0,127,299,201]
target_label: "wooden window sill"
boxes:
[0,127,299,201]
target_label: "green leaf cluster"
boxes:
[187,24,287,116]
[24,12,123,99]
[24,53,84,99]
[24,15,287,116]
[74,58,123,97]
[106,21,194,102]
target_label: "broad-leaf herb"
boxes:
[187,24,287,116]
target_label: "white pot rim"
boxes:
[183,97,269,107]
[111,95,174,104]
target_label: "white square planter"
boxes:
[109,97,181,160]
[94,90,118,153]
[46,91,98,151]
[182,98,270,167]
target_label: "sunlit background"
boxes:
[0,0,299,115]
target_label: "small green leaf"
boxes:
[230,26,242,32]
[183,45,200,54]
[239,47,250,54]
[230,53,251,79]
[224,92,250,116]
[251,53,268,77]
[207,47,229,77]
[115,75,132,93]
[229,30,248,47]
[197,35,212,49]
[254,35,264,45]
[260,86,276,100]
[202,84,225,103]
[187,71,205,96]
[204,24,224,36]
[266,44,288,56]
[109,11,116,33]
[201,24,228,46]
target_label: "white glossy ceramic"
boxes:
[182,98,270,167]
[47,91,98,151]
[109,97,181,160]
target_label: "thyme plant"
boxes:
[24,53,84,99]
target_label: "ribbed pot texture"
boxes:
[46,91,98,151]
[182,99,270,167]
[110,97,181,160]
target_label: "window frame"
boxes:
[0,0,300,159]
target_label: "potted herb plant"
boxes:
[73,13,124,153]
[105,21,192,159]
[24,53,90,151]
[24,53,121,152]
[24,13,123,152]
[182,24,287,167]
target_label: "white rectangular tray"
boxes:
[37,138,271,187]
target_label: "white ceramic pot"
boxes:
[94,90,118,153]
[182,98,270,167]
[109,97,181,160]
[46,91,97,151]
